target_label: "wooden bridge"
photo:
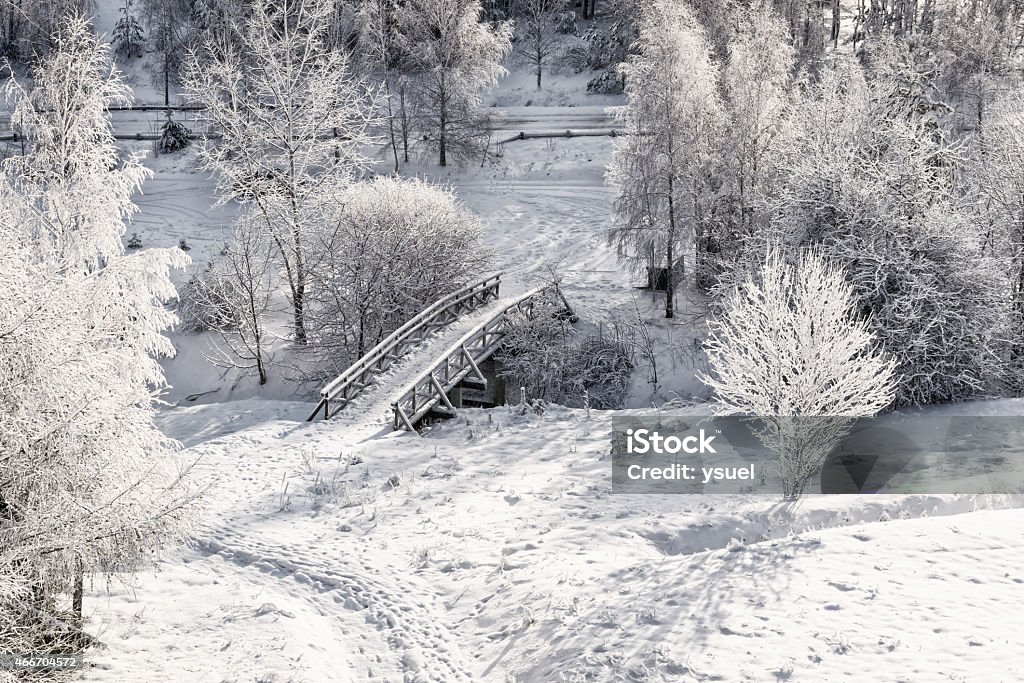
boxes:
[307,272,502,421]
[306,272,564,431]
[389,285,553,431]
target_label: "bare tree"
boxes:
[514,0,567,89]
[699,247,898,499]
[184,0,379,344]
[357,0,414,171]
[398,0,511,166]
[187,219,277,385]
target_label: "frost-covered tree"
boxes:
[740,60,1011,406]
[976,89,1024,369]
[0,17,193,649]
[113,0,145,59]
[184,0,379,344]
[397,0,511,166]
[186,219,276,385]
[700,247,898,499]
[513,0,567,89]
[140,0,195,107]
[157,111,191,153]
[0,0,95,59]
[357,0,412,171]
[310,177,488,366]
[607,0,724,318]
[712,2,795,276]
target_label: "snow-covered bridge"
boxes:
[307,273,563,431]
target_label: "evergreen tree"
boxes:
[113,0,145,59]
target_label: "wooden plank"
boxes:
[431,374,456,410]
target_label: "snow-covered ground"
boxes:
[55,10,1024,681]
[80,399,1024,682]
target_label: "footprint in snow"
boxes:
[828,581,857,592]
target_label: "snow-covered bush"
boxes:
[497,294,634,409]
[586,68,624,94]
[553,10,577,35]
[700,248,898,500]
[157,112,191,154]
[0,17,194,649]
[309,177,489,370]
[178,260,236,332]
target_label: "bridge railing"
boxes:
[307,272,502,421]
[391,285,554,431]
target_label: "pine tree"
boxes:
[113,0,145,59]
[158,111,191,153]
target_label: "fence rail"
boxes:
[391,285,553,431]
[307,272,503,421]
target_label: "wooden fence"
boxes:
[391,285,555,431]
[306,272,503,421]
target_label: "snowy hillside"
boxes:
[79,400,1024,682]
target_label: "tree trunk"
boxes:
[665,238,674,319]
[399,85,410,163]
[439,91,448,167]
[72,560,84,626]
[832,0,841,48]
[293,282,307,344]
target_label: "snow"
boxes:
[80,399,1024,682]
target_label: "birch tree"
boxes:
[0,17,194,649]
[700,247,898,499]
[357,0,412,171]
[715,3,795,269]
[184,0,379,344]
[397,0,511,166]
[514,0,567,90]
[607,0,723,318]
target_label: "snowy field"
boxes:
[79,398,1024,682]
